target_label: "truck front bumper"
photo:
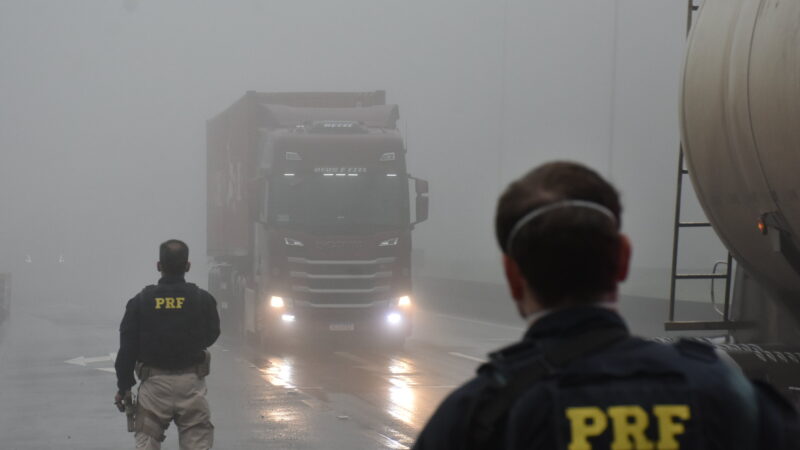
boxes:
[265,303,412,338]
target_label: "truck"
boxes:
[206,91,428,349]
[678,0,800,403]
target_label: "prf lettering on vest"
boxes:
[566,404,690,450]
[154,297,186,309]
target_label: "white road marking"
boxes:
[448,352,487,364]
[375,432,410,450]
[95,367,116,374]
[65,354,114,367]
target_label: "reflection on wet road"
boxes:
[0,303,523,449]
[212,311,523,449]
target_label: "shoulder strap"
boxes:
[467,327,628,450]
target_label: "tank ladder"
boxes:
[665,0,745,332]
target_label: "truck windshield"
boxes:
[269,173,408,231]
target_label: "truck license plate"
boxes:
[329,323,355,331]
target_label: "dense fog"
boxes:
[0,1,725,315]
[0,2,743,448]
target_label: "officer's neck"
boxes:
[159,273,186,284]
[522,292,618,326]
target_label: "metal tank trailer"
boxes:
[678,0,800,402]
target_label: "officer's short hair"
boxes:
[159,239,189,275]
[495,161,622,307]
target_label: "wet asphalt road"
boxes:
[0,299,523,450]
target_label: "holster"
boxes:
[134,361,150,382]
[124,392,136,433]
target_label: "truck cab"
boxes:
[207,92,428,349]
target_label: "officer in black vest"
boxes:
[114,239,220,449]
[413,162,799,450]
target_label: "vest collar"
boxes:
[523,305,628,341]
[158,274,186,284]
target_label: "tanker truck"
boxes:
[679,0,800,403]
[206,91,428,349]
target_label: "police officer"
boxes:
[413,162,799,449]
[114,239,220,449]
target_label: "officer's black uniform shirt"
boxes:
[115,274,221,392]
[413,306,799,450]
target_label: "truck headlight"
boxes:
[386,312,403,325]
[270,296,285,308]
[379,237,399,247]
[398,295,412,308]
[284,237,304,247]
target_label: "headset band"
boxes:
[505,200,617,253]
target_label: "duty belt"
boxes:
[147,366,197,376]
[136,350,211,382]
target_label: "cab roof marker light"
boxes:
[323,173,335,177]
[386,174,397,177]
[335,173,346,177]
[283,173,295,177]
[347,173,358,177]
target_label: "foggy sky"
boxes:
[0,0,725,315]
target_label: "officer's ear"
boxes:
[615,234,632,282]
[185,261,191,273]
[157,261,163,273]
[502,254,525,301]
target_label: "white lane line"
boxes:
[375,432,410,450]
[424,311,525,332]
[65,354,114,366]
[448,352,487,364]
[96,367,116,374]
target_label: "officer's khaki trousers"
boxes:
[134,372,214,450]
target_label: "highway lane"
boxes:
[0,299,523,449]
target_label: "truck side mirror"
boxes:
[409,175,429,226]
[415,178,429,195]
[415,195,429,225]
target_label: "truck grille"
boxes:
[287,257,395,305]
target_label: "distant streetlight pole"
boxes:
[498,0,509,192]
[607,0,620,181]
